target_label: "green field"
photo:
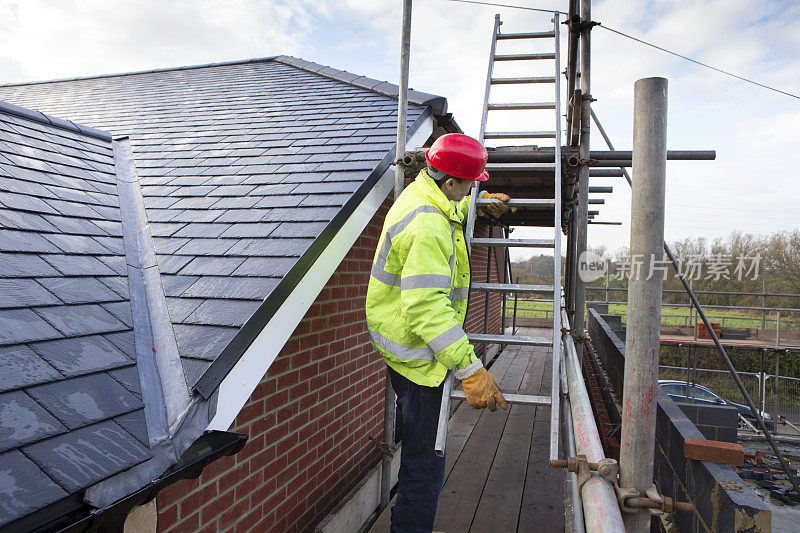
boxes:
[502,297,799,331]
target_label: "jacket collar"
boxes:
[416,169,457,220]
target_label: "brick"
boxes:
[684,437,744,466]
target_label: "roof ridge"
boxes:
[272,55,448,115]
[0,99,112,141]
[0,56,279,89]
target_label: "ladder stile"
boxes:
[550,11,563,463]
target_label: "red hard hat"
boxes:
[426,133,489,181]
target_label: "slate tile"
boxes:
[172,324,239,360]
[101,301,133,327]
[156,254,192,274]
[207,196,260,210]
[40,198,103,220]
[23,420,151,493]
[0,190,59,215]
[270,221,328,239]
[0,208,58,232]
[161,275,201,297]
[173,238,237,256]
[231,257,296,277]
[166,185,217,197]
[32,304,126,338]
[218,222,279,239]
[40,254,116,277]
[299,192,353,207]
[89,219,123,237]
[207,185,257,197]
[224,237,314,257]
[152,237,191,255]
[181,357,212,388]
[253,195,304,209]
[0,229,62,253]
[166,298,204,323]
[36,277,120,305]
[0,309,63,345]
[29,335,132,377]
[39,214,107,236]
[182,276,280,300]
[148,222,187,237]
[145,208,178,223]
[0,390,66,452]
[168,209,225,223]
[172,223,231,238]
[214,208,271,223]
[0,279,59,308]
[0,345,62,393]
[90,236,123,254]
[177,256,246,276]
[85,204,121,221]
[108,365,141,398]
[324,170,372,182]
[0,450,68,527]
[263,206,339,222]
[114,409,150,447]
[169,196,219,210]
[42,233,111,255]
[26,373,141,431]
[240,173,286,185]
[292,181,360,195]
[184,299,262,327]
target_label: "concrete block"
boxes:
[684,438,744,467]
[716,426,738,444]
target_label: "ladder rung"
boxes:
[476,198,555,208]
[450,389,552,406]
[466,333,552,346]
[491,77,555,84]
[485,163,556,172]
[470,238,555,248]
[496,31,555,40]
[494,53,555,61]
[488,102,556,110]
[484,131,556,139]
[471,282,554,293]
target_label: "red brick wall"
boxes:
[156,202,390,533]
[154,206,504,533]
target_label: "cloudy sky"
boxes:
[1,0,798,258]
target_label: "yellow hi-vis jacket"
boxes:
[366,169,482,387]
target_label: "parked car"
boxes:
[658,380,776,431]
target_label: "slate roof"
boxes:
[0,56,437,393]
[0,56,451,528]
[0,104,151,527]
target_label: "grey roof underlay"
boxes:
[0,56,441,395]
[0,56,450,527]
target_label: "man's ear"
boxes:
[444,177,455,191]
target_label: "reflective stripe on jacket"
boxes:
[366,169,477,387]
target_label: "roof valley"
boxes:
[83,137,209,509]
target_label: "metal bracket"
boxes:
[615,485,640,514]
[368,435,397,458]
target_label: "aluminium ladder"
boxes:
[435,13,564,465]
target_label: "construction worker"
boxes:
[366,133,511,532]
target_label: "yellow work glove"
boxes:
[461,368,508,412]
[480,191,511,218]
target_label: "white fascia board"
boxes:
[207,116,433,431]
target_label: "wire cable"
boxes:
[445,0,800,101]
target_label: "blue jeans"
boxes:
[388,367,446,533]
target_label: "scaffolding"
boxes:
[372,0,797,531]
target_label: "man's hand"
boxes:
[480,191,512,218]
[461,368,508,412]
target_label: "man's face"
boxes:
[442,177,476,202]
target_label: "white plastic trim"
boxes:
[207,117,434,431]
